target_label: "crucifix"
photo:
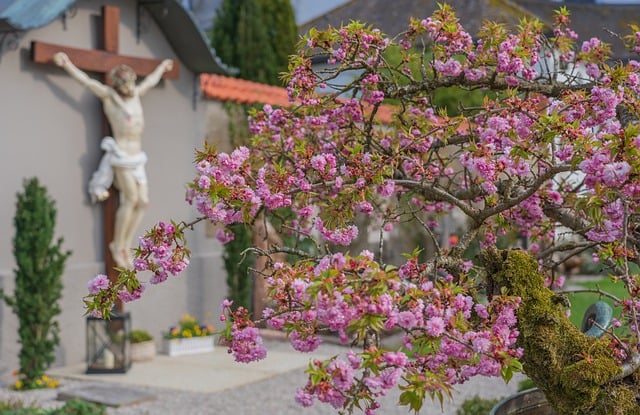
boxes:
[32,6,179,309]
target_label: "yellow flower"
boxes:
[14,380,23,390]
[168,314,216,338]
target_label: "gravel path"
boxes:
[0,338,525,415]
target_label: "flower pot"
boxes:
[490,388,557,415]
[162,336,215,356]
[131,340,156,362]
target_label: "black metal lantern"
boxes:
[86,312,131,373]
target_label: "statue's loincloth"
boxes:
[88,136,147,202]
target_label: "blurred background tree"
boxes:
[210,0,297,86]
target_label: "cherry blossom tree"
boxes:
[86,5,640,414]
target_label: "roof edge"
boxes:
[139,0,237,75]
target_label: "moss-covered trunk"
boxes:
[483,249,640,415]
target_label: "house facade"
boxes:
[0,0,230,382]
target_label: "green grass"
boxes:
[0,399,105,415]
[565,276,630,332]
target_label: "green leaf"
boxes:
[399,390,424,413]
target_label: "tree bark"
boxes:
[482,249,640,415]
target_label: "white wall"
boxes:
[0,0,226,382]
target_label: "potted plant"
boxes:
[129,329,156,362]
[162,314,215,356]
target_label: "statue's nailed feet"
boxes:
[109,242,133,269]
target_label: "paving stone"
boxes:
[58,385,155,407]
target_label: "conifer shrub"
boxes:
[0,178,71,389]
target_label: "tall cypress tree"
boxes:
[258,0,298,80]
[235,0,276,84]
[209,0,240,71]
[210,0,297,86]
[1,178,71,388]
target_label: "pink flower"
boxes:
[117,285,145,303]
[434,59,462,77]
[471,334,491,353]
[150,271,168,284]
[601,162,631,187]
[290,330,321,352]
[87,274,110,294]
[230,326,267,363]
[396,311,417,329]
[327,358,355,390]
[215,228,235,244]
[197,175,211,189]
[585,63,601,79]
[315,218,359,245]
[295,389,314,407]
[426,316,445,337]
[383,351,408,367]
[474,304,489,319]
[133,258,148,271]
[378,179,396,197]
[346,350,362,369]
[464,68,486,81]
[581,37,601,53]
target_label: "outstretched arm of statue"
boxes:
[53,52,111,99]
[137,59,174,96]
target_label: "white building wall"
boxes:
[0,0,227,383]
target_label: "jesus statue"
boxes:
[53,52,174,268]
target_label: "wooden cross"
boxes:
[31,6,179,308]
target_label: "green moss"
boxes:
[484,249,640,415]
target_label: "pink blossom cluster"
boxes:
[295,353,403,412]
[577,148,635,243]
[186,147,261,234]
[135,221,190,284]
[550,10,579,63]
[87,274,109,295]
[586,86,623,127]
[84,221,188,315]
[325,25,389,67]
[287,59,320,105]
[219,303,268,363]
[419,8,473,56]
[222,252,522,413]
[503,194,544,237]
[585,199,626,243]
[580,150,631,189]
[228,326,267,363]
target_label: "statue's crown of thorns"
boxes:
[109,64,136,86]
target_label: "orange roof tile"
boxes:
[200,74,291,107]
[200,73,394,123]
